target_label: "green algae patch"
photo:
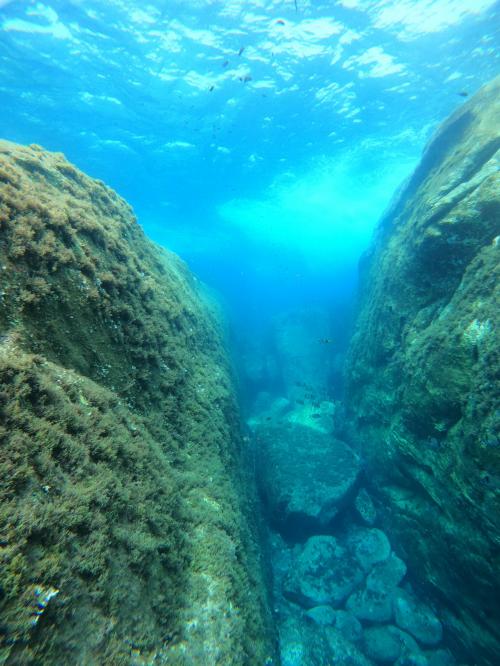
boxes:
[0,141,276,664]
[342,77,500,663]
[0,346,183,664]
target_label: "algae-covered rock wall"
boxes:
[0,141,276,664]
[342,77,500,663]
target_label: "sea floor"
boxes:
[248,393,459,666]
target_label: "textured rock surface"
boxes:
[304,605,337,626]
[346,584,395,624]
[346,526,391,572]
[271,503,449,664]
[257,422,361,537]
[363,625,420,664]
[331,610,363,644]
[0,142,276,664]
[279,615,372,666]
[366,553,407,593]
[283,536,364,608]
[427,648,456,666]
[394,590,442,647]
[342,77,500,662]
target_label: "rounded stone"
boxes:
[284,536,364,608]
[346,585,395,623]
[396,653,429,666]
[258,426,361,537]
[304,605,336,626]
[324,626,375,666]
[394,590,443,646]
[367,553,407,593]
[333,609,363,643]
[347,527,391,572]
[426,648,456,666]
[363,625,404,663]
[363,625,423,664]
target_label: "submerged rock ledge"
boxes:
[343,77,500,663]
[0,141,275,664]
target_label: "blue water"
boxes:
[2,2,499,664]
[1,0,499,337]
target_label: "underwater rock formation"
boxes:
[257,422,361,538]
[343,77,500,663]
[272,520,451,666]
[283,535,365,608]
[0,141,276,664]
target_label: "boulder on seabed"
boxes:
[366,553,407,593]
[279,615,369,666]
[396,653,429,666]
[345,536,404,624]
[304,607,363,644]
[304,606,335,627]
[283,536,364,609]
[346,526,392,572]
[257,423,361,537]
[279,615,330,666]
[304,605,337,626]
[346,584,395,624]
[394,589,443,646]
[363,625,421,664]
[333,609,363,644]
[426,648,456,666]
[324,626,375,666]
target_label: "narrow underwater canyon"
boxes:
[245,76,499,666]
[0,77,499,666]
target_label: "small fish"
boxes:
[276,19,285,25]
[222,60,229,68]
[318,338,333,344]
[458,91,468,97]
[238,46,245,56]
[311,413,322,419]
[209,85,214,92]
[239,75,252,83]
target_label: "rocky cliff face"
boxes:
[342,77,500,663]
[0,141,276,664]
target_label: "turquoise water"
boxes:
[2,2,499,664]
[1,0,498,329]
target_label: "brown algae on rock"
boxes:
[0,141,276,664]
[342,77,500,663]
